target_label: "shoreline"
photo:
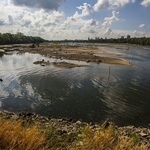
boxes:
[0,110,149,149]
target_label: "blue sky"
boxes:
[0,0,150,40]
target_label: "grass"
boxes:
[0,118,46,150]
[0,116,148,150]
[71,125,147,150]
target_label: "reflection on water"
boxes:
[0,47,150,127]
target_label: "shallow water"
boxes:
[0,45,150,127]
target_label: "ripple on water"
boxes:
[0,49,150,126]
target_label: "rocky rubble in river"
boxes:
[118,126,150,148]
[0,111,85,134]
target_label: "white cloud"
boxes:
[77,3,93,17]
[105,27,112,35]
[102,11,119,27]
[59,3,93,31]
[133,30,146,37]
[87,19,98,26]
[107,29,150,38]
[0,1,65,39]
[141,0,150,7]
[102,11,119,35]
[79,19,98,33]
[93,0,135,11]
[139,24,145,28]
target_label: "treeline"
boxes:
[0,32,46,45]
[50,37,150,46]
[1,32,150,46]
[87,37,150,46]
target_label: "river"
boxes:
[0,44,150,127]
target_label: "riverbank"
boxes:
[0,110,149,150]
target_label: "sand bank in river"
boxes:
[24,44,131,67]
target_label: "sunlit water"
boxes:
[0,45,150,127]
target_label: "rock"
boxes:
[30,43,35,48]
[58,119,63,122]
[41,64,45,66]
[3,110,12,114]
[140,132,149,137]
[57,129,67,135]
[96,59,102,64]
[76,121,82,125]
[11,114,19,120]
[26,112,33,117]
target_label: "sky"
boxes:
[0,0,150,40]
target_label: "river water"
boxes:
[0,44,150,127]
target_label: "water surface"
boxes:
[0,46,150,127]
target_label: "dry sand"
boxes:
[24,44,131,68]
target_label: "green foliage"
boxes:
[0,32,46,45]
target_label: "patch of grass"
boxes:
[0,118,46,150]
[72,125,148,150]
[0,116,148,150]
[41,124,81,149]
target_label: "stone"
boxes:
[76,121,82,125]
[11,114,19,120]
[57,129,67,135]
[140,132,149,137]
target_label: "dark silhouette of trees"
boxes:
[49,36,150,46]
[86,36,150,46]
[0,32,150,46]
[0,32,46,45]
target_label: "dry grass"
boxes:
[0,118,46,150]
[70,125,148,150]
[0,117,148,150]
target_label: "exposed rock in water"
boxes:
[33,60,88,69]
[33,60,51,66]
[52,62,88,69]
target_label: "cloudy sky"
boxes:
[0,0,150,40]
